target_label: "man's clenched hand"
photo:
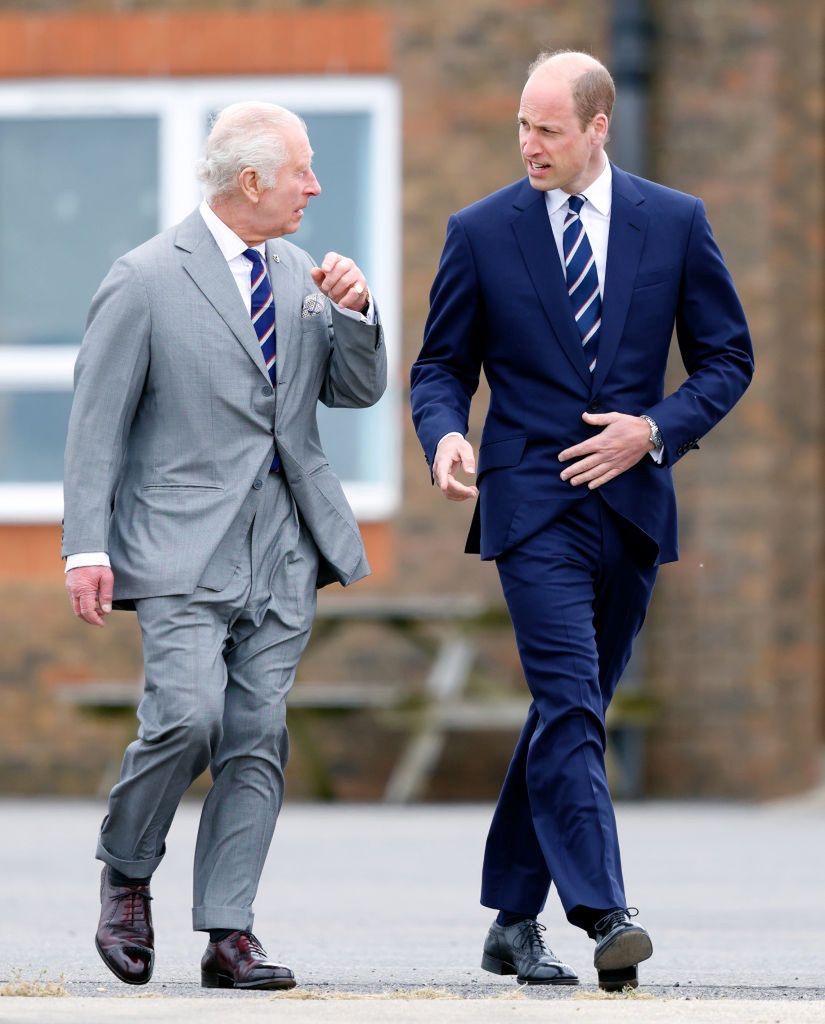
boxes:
[558,411,653,489]
[433,435,478,502]
[65,565,115,627]
[310,252,370,312]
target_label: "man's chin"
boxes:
[526,173,554,192]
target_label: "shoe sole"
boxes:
[593,928,653,971]
[480,952,579,986]
[598,965,639,992]
[94,936,153,986]
[201,971,297,991]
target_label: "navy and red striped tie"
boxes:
[244,248,280,471]
[563,195,601,373]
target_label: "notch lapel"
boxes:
[591,166,649,394]
[265,240,297,386]
[511,185,592,387]
[176,211,270,383]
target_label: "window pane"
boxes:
[297,112,371,279]
[0,116,159,347]
[297,112,386,484]
[0,390,72,482]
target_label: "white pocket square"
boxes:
[301,292,325,318]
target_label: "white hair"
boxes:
[195,101,305,202]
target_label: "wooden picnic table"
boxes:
[57,594,655,801]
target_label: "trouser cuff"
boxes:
[193,905,255,933]
[96,838,165,878]
[480,881,547,919]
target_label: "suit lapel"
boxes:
[591,166,649,394]
[176,211,270,383]
[511,182,592,387]
[265,239,297,386]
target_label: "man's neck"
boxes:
[563,152,608,196]
[208,198,265,248]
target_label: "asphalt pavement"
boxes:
[0,792,823,1022]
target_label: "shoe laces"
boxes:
[112,888,152,925]
[594,906,638,936]
[514,919,551,958]
[237,931,267,958]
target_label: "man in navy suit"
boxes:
[410,51,753,990]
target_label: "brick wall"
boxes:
[0,0,821,799]
[643,0,823,796]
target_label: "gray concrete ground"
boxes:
[0,793,823,1022]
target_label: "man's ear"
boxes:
[238,167,260,204]
[591,113,609,145]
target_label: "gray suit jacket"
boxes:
[63,209,387,600]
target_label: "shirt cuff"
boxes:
[437,431,465,449]
[332,295,376,325]
[649,445,665,465]
[65,552,110,573]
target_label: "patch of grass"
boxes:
[0,970,69,997]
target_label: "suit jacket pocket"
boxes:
[633,266,679,290]
[143,483,224,490]
[477,435,527,479]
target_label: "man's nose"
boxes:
[307,172,321,196]
[522,131,541,156]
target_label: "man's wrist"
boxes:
[640,415,663,452]
[65,552,110,573]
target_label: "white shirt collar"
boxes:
[198,199,265,262]
[545,157,613,218]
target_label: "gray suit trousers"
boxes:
[96,470,318,932]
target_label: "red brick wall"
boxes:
[643,0,823,796]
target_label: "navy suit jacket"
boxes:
[410,165,754,565]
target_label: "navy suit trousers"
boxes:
[480,491,657,932]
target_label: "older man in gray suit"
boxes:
[63,102,386,990]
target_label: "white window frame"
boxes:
[0,76,401,523]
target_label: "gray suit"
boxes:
[63,208,385,595]
[63,209,386,930]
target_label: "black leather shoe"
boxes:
[201,931,296,990]
[94,866,154,985]
[481,919,578,985]
[593,908,651,990]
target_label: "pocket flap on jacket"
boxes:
[477,435,527,476]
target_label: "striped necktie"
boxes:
[563,195,601,373]
[244,247,280,471]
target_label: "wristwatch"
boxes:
[640,414,663,452]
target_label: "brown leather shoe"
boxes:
[201,931,296,990]
[94,866,154,985]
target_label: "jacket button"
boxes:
[252,478,263,490]
[261,384,273,397]
[588,403,601,413]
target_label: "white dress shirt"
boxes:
[438,157,663,464]
[546,158,611,297]
[66,201,374,572]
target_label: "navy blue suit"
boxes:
[410,165,753,929]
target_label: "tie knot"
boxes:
[567,195,585,215]
[244,247,264,267]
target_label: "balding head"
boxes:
[517,50,612,194]
[526,51,615,131]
